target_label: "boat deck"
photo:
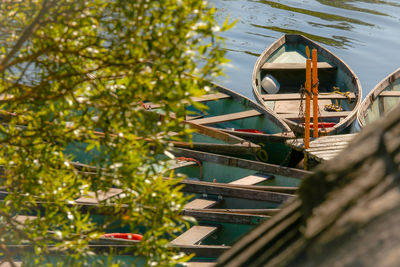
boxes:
[286,133,357,162]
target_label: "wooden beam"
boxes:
[146,92,231,109]
[75,188,123,204]
[191,93,231,102]
[182,210,268,225]
[262,92,355,101]
[184,199,218,209]
[179,180,293,203]
[189,110,261,125]
[170,226,218,245]
[261,62,335,70]
[379,91,400,97]
[229,174,268,186]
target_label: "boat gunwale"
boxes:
[357,67,400,128]
[211,83,293,134]
[252,34,362,135]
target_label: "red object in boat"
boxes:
[233,129,266,134]
[102,233,143,240]
[309,122,336,128]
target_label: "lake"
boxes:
[211,0,400,101]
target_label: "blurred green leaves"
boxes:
[0,0,233,266]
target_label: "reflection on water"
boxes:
[211,0,400,100]
[315,0,400,15]
[250,25,353,48]
[257,0,373,27]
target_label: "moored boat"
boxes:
[147,84,296,165]
[357,67,400,127]
[252,34,362,136]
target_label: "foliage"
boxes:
[0,0,233,266]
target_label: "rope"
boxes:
[319,87,354,104]
[176,157,203,180]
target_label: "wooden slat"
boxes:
[75,188,123,204]
[261,62,335,70]
[146,93,231,109]
[229,174,268,186]
[170,226,217,245]
[379,91,400,97]
[286,133,357,162]
[184,199,218,209]
[189,110,261,125]
[186,263,215,267]
[262,92,355,101]
[280,110,350,120]
[191,93,231,102]
[168,159,197,170]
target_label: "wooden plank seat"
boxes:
[379,91,400,97]
[184,199,219,209]
[146,93,231,109]
[189,110,261,125]
[280,110,351,120]
[191,93,231,102]
[262,92,356,101]
[75,188,123,204]
[261,62,335,70]
[228,174,269,186]
[170,225,218,245]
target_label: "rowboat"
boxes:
[357,67,400,128]
[148,84,295,165]
[252,34,362,135]
[5,207,267,263]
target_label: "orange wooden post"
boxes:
[304,48,311,149]
[312,48,319,138]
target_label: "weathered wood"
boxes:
[167,159,197,170]
[189,110,261,125]
[75,188,123,204]
[146,93,231,109]
[221,129,296,144]
[229,174,268,185]
[191,92,231,102]
[379,90,400,97]
[172,148,311,179]
[182,210,268,225]
[262,92,355,101]
[286,133,357,162]
[186,263,215,267]
[180,179,294,203]
[261,62,335,70]
[197,208,280,216]
[217,104,400,267]
[184,199,218,209]
[170,226,217,245]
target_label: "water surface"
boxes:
[211,0,400,100]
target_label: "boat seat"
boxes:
[280,110,351,120]
[189,110,261,125]
[262,92,355,101]
[170,225,218,245]
[146,93,231,109]
[191,93,231,102]
[228,174,269,185]
[75,188,123,204]
[184,198,219,209]
[261,62,336,70]
[379,91,400,97]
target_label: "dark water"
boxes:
[211,0,400,100]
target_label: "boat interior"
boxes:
[257,42,357,126]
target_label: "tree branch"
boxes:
[0,0,55,72]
